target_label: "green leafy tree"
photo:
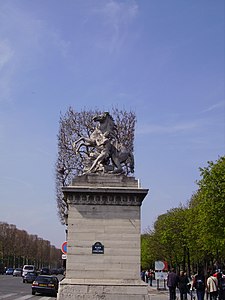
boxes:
[195,157,225,263]
[141,156,225,274]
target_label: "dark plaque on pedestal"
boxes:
[92,242,104,254]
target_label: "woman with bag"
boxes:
[207,272,218,300]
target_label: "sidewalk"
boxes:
[146,280,196,300]
[146,280,169,300]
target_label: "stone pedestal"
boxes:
[57,174,149,300]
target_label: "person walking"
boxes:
[148,269,154,286]
[140,270,145,282]
[193,269,206,300]
[218,273,225,300]
[178,271,189,300]
[145,269,149,284]
[207,272,218,300]
[167,268,178,300]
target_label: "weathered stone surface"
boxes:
[57,174,149,300]
[72,174,138,187]
[58,282,150,300]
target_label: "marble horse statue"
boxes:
[73,112,134,174]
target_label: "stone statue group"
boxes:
[73,112,134,175]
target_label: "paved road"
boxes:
[0,275,57,300]
[0,276,197,300]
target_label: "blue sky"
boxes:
[0,0,224,248]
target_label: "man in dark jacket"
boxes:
[167,268,179,300]
[178,271,189,300]
[193,269,206,300]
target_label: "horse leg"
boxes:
[73,137,84,146]
[73,137,94,153]
[111,155,123,174]
[72,137,84,153]
[128,152,134,173]
[88,152,107,173]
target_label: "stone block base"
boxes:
[57,279,150,300]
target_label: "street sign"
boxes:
[61,241,67,254]
[92,242,104,254]
[62,254,67,260]
[155,260,168,271]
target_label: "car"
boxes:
[13,268,22,277]
[40,267,50,275]
[57,267,65,275]
[32,275,59,296]
[50,268,58,275]
[23,272,38,283]
[22,265,36,277]
[5,268,14,275]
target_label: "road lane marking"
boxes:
[14,296,33,300]
[0,294,17,299]
[38,298,55,300]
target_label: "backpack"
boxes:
[196,279,205,290]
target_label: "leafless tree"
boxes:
[55,107,136,224]
[0,222,61,269]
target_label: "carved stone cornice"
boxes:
[62,174,148,207]
[63,187,148,207]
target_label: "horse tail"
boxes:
[128,152,134,173]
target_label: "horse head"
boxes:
[93,112,118,138]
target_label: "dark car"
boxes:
[40,267,50,275]
[57,268,65,275]
[50,268,58,275]
[32,275,59,296]
[5,268,14,275]
[23,272,38,283]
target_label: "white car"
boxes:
[22,265,36,277]
[13,268,22,276]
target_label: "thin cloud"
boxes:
[92,0,139,53]
[202,101,225,113]
[0,176,33,189]
[0,2,70,102]
[0,39,15,102]
[137,121,199,135]
[0,40,14,70]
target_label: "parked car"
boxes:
[32,275,59,296]
[6,268,14,275]
[23,272,38,283]
[22,265,36,277]
[40,267,50,275]
[13,268,22,277]
[57,268,65,275]
[50,268,58,275]
[0,263,4,275]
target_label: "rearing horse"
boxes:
[73,112,116,153]
[73,112,134,174]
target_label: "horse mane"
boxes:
[97,112,118,138]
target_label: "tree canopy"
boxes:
[141,156,225,274]
[0,222,61,270]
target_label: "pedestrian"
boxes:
[148,269,154,286]
[145,270,149,283]
[167,268,178,300]
[193,269,206,300]
[178,271,189,300]
[140,270,145,282]
[188,274,197,300]
[207,271,218,300]
[218,273,225,300]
